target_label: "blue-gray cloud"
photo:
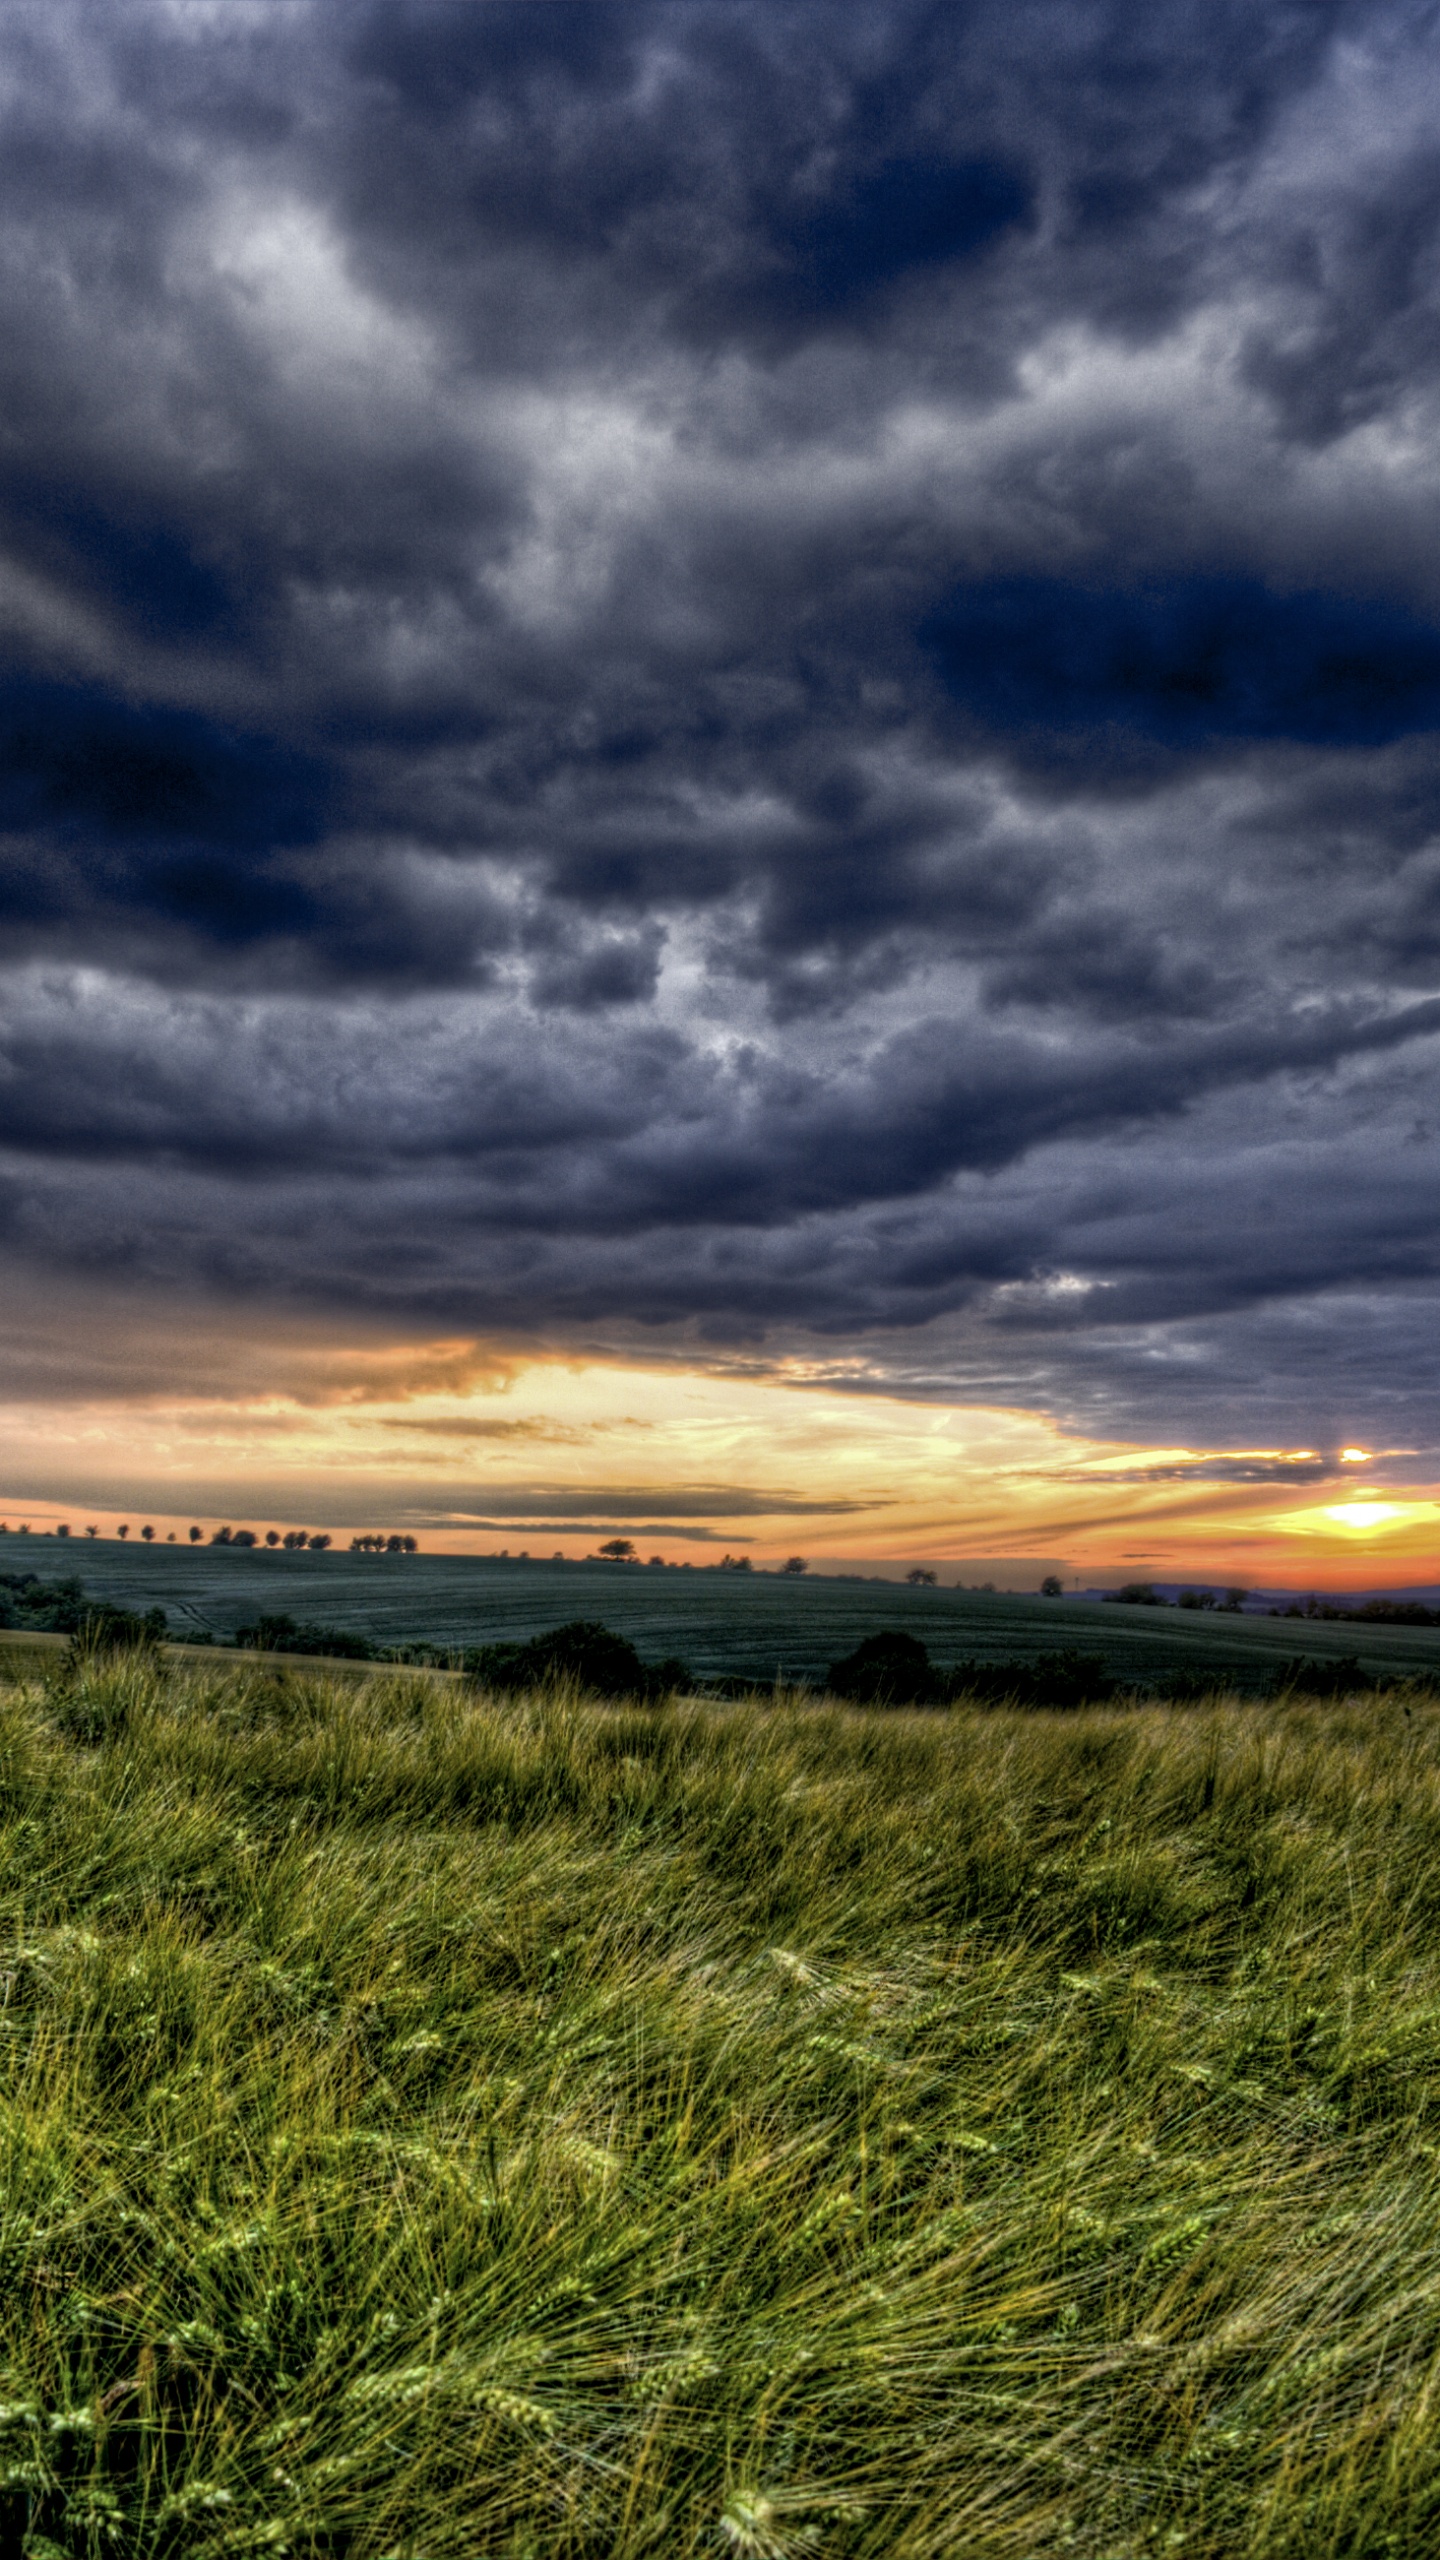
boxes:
[2,0,1440,1442]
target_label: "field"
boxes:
[9,1531,1440,1689]
[4,1646,1440,2555]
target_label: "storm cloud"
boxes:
[3,0,1440,1441]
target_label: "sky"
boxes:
[2,0,1440,1583]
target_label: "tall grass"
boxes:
[3,1653,1440,2554]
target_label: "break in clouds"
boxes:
[4,0,1440,1447]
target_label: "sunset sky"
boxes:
[3,1,1440,1587]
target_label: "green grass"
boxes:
[5,1653,1440,2554]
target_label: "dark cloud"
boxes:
[1,0,1440,1445]
[922,577,1440,766]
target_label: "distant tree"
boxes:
[402,1536,418,1552]
[141,1525,155,1542]
[167,1532,176,1541]
[211,1527,232,1545]
[56,1523,70,1539]
[598,1538,637,1563]
[386,1534,405,1553]
[1177,1587,1217,1611]
[1039,1575,1064,1597]
[780,1556,808,1576]
[86,1525,98,1538]
[281,1530,307,1550]
[265,1530,281,1547]
[230,1530,258,1548]
[718,1553,752,1572]
[308,1533,331,1551]
[1104,1583,1166,1606]
[648,1554,664,1566]
[907,1567,938,1586]
[189,1525,203,1542]
[117,1524,129,1540]
[1222,1587,1249,1612]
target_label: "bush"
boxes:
[949,1649,1118,1709]
[825,1633,1120,1709]
[825,1630,943,1703]
[1274,1654,1374,1697]
[234,1613,378,1661]
[464,1620,690,1700]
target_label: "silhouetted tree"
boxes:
[117,1524,129,1540]
[189,1526,203,1542]
[308,1534,331,1551]
[265,1530,280,1547]
[141,1525,155,1542]
[56,1524,70,1539]
[598,1538,637,1562]
[907,1567,938,1586]
[86,1526,98,1538]
[211,1527,232,1545]
[1039,1575,1064,1596]
[781,1556,808,1575]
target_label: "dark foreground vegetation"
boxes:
[4,1645,1440,2555]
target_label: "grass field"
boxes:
[4,1646,1440,2554]
[8,1532,1440,1690]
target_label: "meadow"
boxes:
[4,1646,1440,2554]
[10,1533,1440,1691]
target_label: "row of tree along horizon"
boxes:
[0,1523,416,1551]
[0,1527,973,1579]
[0,1532,1250,1594]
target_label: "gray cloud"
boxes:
[2,0,1440,1445]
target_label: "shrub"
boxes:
[1274,1654,1374,1697]
[234,1613,377,1661]
[464,1619,691,1700]
[826,1629,940,1703]
[949,1649,1118,1709]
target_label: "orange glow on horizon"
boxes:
[0,1336,1433,1590]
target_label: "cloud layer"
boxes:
[4,0,1440,1440]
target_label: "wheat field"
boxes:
[3,1650,1440,2555]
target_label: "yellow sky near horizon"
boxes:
[0,1339,1433,1587]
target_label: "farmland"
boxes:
[7,1530,1440,1689]
[4,1648,1440,2554]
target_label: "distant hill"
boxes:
[5,1533,1440,1690]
